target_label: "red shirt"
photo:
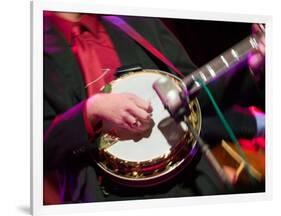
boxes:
[48,12,121,137]
[49,12,121,75]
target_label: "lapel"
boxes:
[44,15,86,107]
[101,17,162,71]
[44,14,162,111]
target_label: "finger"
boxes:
[138,121,153,131]
[128,104,151,122]
[122,116,153,133]
[252,40,265,55]
[122,113,148,133]
[120,121,139,132]
[123,114,138,127]
[129,95,153,113]
[252,23,260,34]
[252,23,264,34]
[258,42,265,55]
[147,103,153,113]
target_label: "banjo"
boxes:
[95,30,264,187]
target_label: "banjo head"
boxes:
[95,69,201,187]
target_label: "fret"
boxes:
[199,71,207,81]
[222,49,238,67]
[220,55,229,68]
[249,37,258,49]
[231,48,240,60]
[184,33,263,96]
[206,57,227,76]
[206,64,216,77]
[232,36,257,58]
[191,74,200,87]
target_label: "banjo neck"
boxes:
[184,31,264,96]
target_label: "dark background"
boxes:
[162,18,252,67]
[161,18,266,109]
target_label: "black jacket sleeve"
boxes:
[43,25,92,171]
[44,100,91,170]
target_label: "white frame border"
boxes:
[31,0,272,215]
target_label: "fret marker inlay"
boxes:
[199,71,207,81]
[206,65,216,77]
[231,49,239,60]
[187,32,263,96]
[220,55,229,68]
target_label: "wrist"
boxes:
[86,94,104,126]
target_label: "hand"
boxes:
[86,93,153,133]
[248,24,265,76]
